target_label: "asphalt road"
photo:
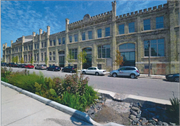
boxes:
[2,67,179,100]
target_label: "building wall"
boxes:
[2,0,180,75]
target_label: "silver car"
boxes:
[35,64,47,70]
[110,66,140,79]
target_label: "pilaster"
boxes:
[55,36,59,66]
[46,26,50,67]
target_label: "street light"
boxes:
[147,40,151,77]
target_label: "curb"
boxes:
[1,81,124,126]
[94,89,171,105]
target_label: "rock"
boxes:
[129,114,139,122]
[138,102,142,108]
[169,122,176,126]
[132,106,140,112]
[88,109,95,115]
[147,123,153,126]
[158,121,163,125]
[130,109,138,116]
[133,103,139,108]
[162,122,169,126]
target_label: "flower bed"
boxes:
[1,67,98,111]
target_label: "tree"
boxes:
[114,50,123,67]
[20,57,24,64]
[12,56,15,63]
[30,57,34,65]
[15,56,18,64]
[78,50,87,68]
[45,57,48,66]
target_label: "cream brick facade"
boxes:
[2,0,180,75]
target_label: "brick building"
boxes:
[2,0,180,75]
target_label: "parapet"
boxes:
[68,11,112,30]
[116,3,168,20]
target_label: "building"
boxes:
[2,0,180,75]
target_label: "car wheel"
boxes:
[95,72,99,76]
[82,71,86,74]
[112,73,117,77]
[130,74,136,79]
[174,77,179,82]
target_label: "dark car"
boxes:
[7,63,15,67]
[18,64,26,68]
[62,66,76,73]
[1,63,7,66]
[13,64,19,67]
[47,66,60,71]
[166,73,179,82]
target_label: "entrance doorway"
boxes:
[82,47,92,69]
[59,51,65,67]
[119,43,135,66]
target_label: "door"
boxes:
[82,47,92,69]
[117,67,126,76]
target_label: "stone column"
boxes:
[77,30,82,70]
[46,26,50,67]
[93,27,96,39]
[111,1,117,70]
[65,19,69,66]
[10,40,13,63]
[92,43,97,67]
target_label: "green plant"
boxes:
[166,96,180,124]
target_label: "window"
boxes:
[53,40,56,46]
[49,52,52,55]
[42,42,43,48]
[105,27,110,37]
[97,29,102,38]
[53,51,55,55]
[50,41,52,46]
[97,64,102,69]
[58,38,61,45]
[37,53,39,61]
[34,54,36,61]
[98,45,110,58]
[44,52,46,59]
[119,24,124,34]
[156,16,164,29]
[74,34,78,42]
[44,42,46,47]
[69,36,72,43]
[144,19,151,30]
[37,44,39,49]
[82,32,85,41]
[144,39,165,56]
[50,57,52,61]
[62,37,65,44]
[41,53,43,61]
[129,22,135,33]
[88,31,92,39]
[53,57,55,60]
[69,48,77,59]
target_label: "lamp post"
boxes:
[147,40,151,77]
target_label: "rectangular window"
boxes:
[50,41,52,46]
[129,22,135,33]
[105,27,110,37]
[144,39,165,57]
[58,38,61,45]
[98,45,110,58]
[49,52,52,56]
[69,36,72,43]
[119,24,124,34]
[44,52,46,59]
[69,48,77,59]
[41,53,43,61]
[97,29,102,38]
[37,44,39,49]
[44,42,46,47]
[53,51,55,55]
[53,57,55,60]
[53,40,56,46]
[35,44,36,49]
[50,56,51,61]
[34,54,36,61]
[62,37,65,44]
[82,32,85,41]
[74,34,78,42]
[88,31,92,39]
[156,16,164,29]
[144,19,151,30]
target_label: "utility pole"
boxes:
[148,40,151,77]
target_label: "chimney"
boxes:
[47,26,50,36]
[32,32,36,36]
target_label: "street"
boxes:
[2,67,179,100]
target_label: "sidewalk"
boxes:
[139,74,165,79]
[1,84,92,126]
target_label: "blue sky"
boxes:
[1,0,167,58]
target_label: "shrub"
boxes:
[166,96,180,124]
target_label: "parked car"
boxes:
[18,64,26,68]
[110,66,140,79]
[81,67,106,76]
[7,63,15,67]
[62,66,76,73]
[24,64,34,69]
[35,64,47,70]
[166,73,179,82]
[13,64,19,67]
[1,62,7,66]
[47,66,60,71]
